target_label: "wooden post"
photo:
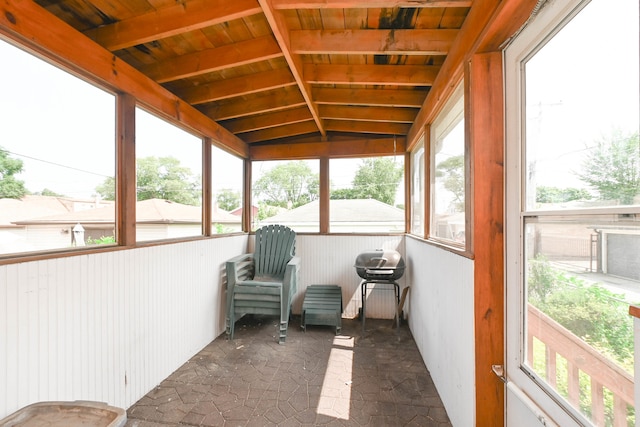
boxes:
[471,51,505,426]
[116,93,136,247]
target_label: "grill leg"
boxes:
[394,282,400,329]
[361,281,367,335]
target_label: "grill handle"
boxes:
[365,269,393,275]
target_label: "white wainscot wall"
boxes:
[406,237,475,427]
[0,235,248,419]
[293,234,406,320]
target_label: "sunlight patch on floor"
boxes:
[317,335,355,420]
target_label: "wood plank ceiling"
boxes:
[34,0,471,148]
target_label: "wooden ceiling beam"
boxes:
[257,0,326,137]
[84,0,262,51]
[304,64,439,85]
[291,29,457,55]
[313,87,426,107]
[272,0,472,9]
[318,105,417,123]
[178,68,295,104]
[200,89,307,120]
[250,136,407,160]
[240,121,319,143]
[324,119,411,135]
[141,36,283,83]
[221,106,313,133]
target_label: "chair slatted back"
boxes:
[254,224,296,279]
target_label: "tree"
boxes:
[95,156,201,205]
[435,154,464,211]
[216,189,241,211]
[576,131,640,205]
[350,157,403,205]
[0,147,28,199]
[253,161,319,208]
[34,188,65,197]
[536,186,592,203]
[330,187,358,200]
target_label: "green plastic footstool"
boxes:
[302,285,343,334]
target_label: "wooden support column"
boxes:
[423,125,432,239]
[404,151,411,234]
[203,138,212,236]
[470,51,505,426]
[319,157,329,234]
[243,158,252,232]
[116,93,136,247]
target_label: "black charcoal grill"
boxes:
[355,249,405,281]
[354,249,405,333]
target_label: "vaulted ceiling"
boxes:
[33,0,471,149]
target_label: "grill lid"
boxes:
[354,249,405,280]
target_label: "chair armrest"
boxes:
[226,253,255,291]
[282,256,301,304]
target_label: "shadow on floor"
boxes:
[126,315,452,426]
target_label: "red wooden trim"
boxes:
[629,305,640,319]
[471,51,505,426]
[116,93,136,247]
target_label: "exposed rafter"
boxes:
[291,29,457,55]
[304,64,440,85]
[200,89,307,121]
[141,36,283,83]
[221,106,314,133]
[318,105,417,123]
[240,121,319,143]
[257,0,326,137]
[178,68,295,104]
[324,119,411,134]
[312,88,426,107]
[84,0,262,51]
[271,0,472,9]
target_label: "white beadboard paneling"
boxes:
[0,235,247,419]
[295,235,406,319]
[406,237,475,427]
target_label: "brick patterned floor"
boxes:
[126,315,452,426]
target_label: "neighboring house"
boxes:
[230,204,259,230]
[229,205,258,219]
[0,195,113,253]
[0,197,241,254]
[260,199,405,233]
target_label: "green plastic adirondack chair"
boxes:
[225,224,300,344]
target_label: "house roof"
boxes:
[0,195,109,226]
[262,198,404,223]
[28,0,473,149]
[10,198,239,225]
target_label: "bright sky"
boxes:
[525,0,639,189]
[0,40,115,199]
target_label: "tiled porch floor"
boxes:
[125,315,452,427]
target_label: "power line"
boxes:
[5,149,112,179]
